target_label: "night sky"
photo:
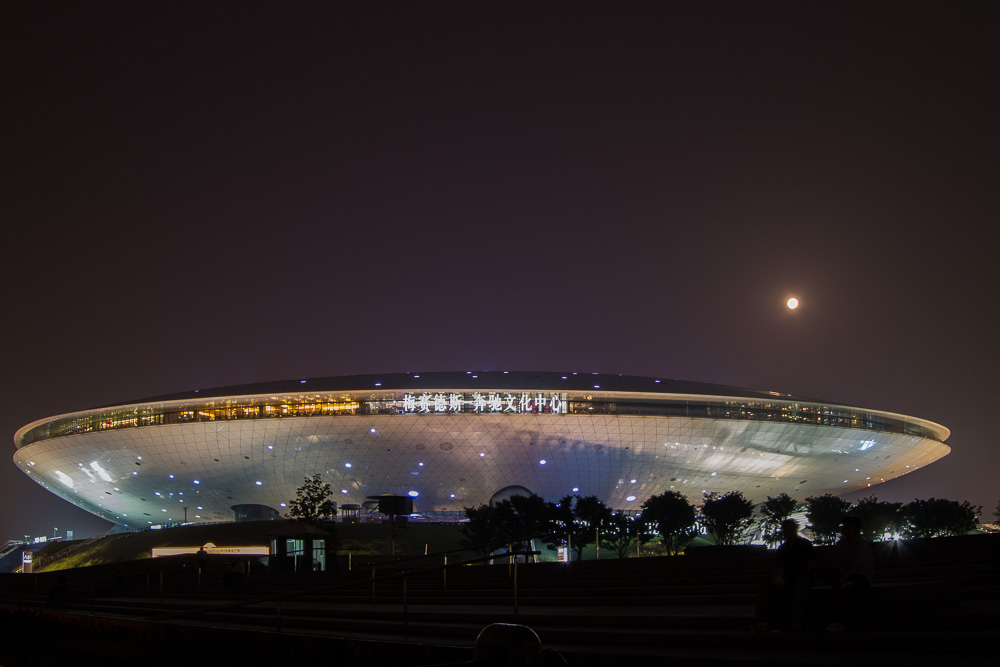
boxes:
[4,2,998,540]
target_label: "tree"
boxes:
[287,474,337,526]
[995,499,1000,527]
[700,491,755,546]
[901,498,980,538]
[851,495,903,542]
[640,491,697,555]
[545,495,611,561]
[804,494,853,545]
[759,493,798,546]
[602,513,642,559]
[461,494,552,557]
[461,503,504,558]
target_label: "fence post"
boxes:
[276,599,282,633]
[159,571,164,605]
[403,576,408,639]
[513,557,519,615]
[371,568,376,604]
[443,555,448,591]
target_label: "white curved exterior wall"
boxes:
[14,407,950,528]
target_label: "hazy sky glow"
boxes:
[3,2,998,539]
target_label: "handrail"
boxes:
[0,532,545,603]
[360,535,549,570]
[146,549,541,629]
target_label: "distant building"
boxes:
[13,372,949,528]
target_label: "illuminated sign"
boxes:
[396,392,566,415]
[151,542,269,558]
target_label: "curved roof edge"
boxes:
[14,371,951,448]
[105,371,831,406]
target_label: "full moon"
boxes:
[786,297,799,309]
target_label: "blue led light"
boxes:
[408,490,419,497]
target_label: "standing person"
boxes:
[753,518,815,632]
[826,515,874,632]
[195,545,208,583]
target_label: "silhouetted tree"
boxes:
[804,494,853,545]
[759,493,798,546]
[640,491,696,555]
[461,494,552,557]
[461,503,503,558]
[287,474,337,526]
[902,498,980,538]
[602,513,642,559]
[545,495,611,561]
[701,491,755,546]
[852,495,903,541]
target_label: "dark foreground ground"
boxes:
[1,529,998,666]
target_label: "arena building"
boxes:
[13,372,950,528]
